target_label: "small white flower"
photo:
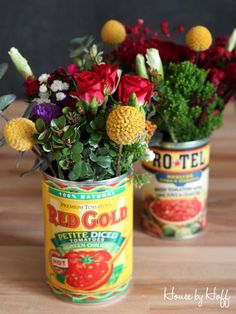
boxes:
[50,80,63,92]
[39,91,50,100]
[39,84,48,93]
[144,147,155,162]
[62,82,69,90]
[38,73,50,83]
[56,92,66,101]
[50,80,69,92]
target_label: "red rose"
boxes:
[23,76,39,97]
[71,70,105,104]
[118,74,155,105]
[225,62,236,85]
[93,64,119,94]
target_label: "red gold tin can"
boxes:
[42,172,133,302]
[141,138,209,239]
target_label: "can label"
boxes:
[141,143,209,239]
[42,175,133,302]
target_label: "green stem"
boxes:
[162,113,177,143]
[116,144,123,177]
[32,146,57,177]
[56,160,64,180]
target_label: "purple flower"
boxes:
[30,103,62,124]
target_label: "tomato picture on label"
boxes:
[150,198,202,222]
[65,250,113,290]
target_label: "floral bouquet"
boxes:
[1,47,155,184]
[68,18,236,240]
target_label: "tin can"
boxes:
[42,172,133,303]
[141,138,209,240]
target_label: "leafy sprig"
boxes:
[152,61,224,142]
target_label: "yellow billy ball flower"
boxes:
[101,19,126,45]
[185,25,212,51]
[106,105,145,145]
[3,117,36,151]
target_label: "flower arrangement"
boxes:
[1,48,156,185]
[70,19,236,143]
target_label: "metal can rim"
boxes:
[42,172,131,187]
[152,137,209,150]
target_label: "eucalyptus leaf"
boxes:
[0,63,8,79]
[23,103,34,118]
[0,94,16,111]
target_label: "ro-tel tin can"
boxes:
[42,172,133,303]
[141,138,210,240]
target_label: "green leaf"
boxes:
[71,152,81,163]
[35,118,46,133]
[63,127,75,140]
[42,143,51,152]
[72,142,83,155]
[38,129,49,141]
[109,149,117,157]
[52,150,62,161]
[98,147,108,155]
[96,155,111,168]
[106,264,124,285]
[86,123,94,134]
[69,160,93,180]
[0,94,16,111]
[91,133,102,142]
[52,134,64,144]
[82,147,91,157]
[80,160,90,178]
[0,63,8,79]
[62,148,70,156]
[59,159,69,170]
[62,107,71,114]
[94,116,105,129]
[89,151,98,162]
[51,116,66,129]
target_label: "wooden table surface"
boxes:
[0,102,235,313]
